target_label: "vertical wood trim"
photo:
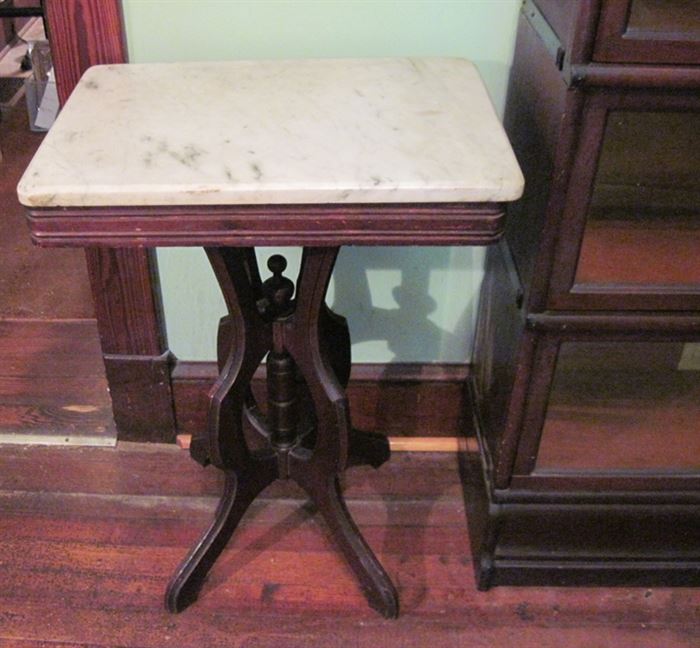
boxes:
[43,0,176,442]
[545,92,606,306]
[525,86,586,313]
[83,248,165,356]
[493,328,538,488]
[43,0,128,106]
[566,0,602,67]
[511,333,560,476]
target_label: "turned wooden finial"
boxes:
[262,254,295,317]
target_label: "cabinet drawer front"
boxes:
[548,91,700,310]
[594,0,700,65]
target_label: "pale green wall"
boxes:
[121,0,520,362]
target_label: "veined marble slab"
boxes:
[18,58,523,208]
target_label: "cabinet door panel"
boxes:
[548,92,700,310]
[575,111,700,288]
[535,340,700,474]
[628,0,700,39]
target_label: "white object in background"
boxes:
[34,68,58,130]
[678,343,700,371]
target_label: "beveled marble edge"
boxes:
[18,181,522,208]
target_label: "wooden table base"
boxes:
[165,247,399,618]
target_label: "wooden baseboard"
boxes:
[172,361,473,438]
[103,351,177,443]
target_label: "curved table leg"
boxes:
[299,473,399,617]
[288,247,399,618]
[319,304,351,389]
[167,247,275,612]
[165,456,277,612]
[315,264,390,470]
[347,427,391,469]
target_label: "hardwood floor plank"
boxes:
[0,600,697,648]
[0,491,468,530]
[0,642,109,648]
[0,514,470,554]
[0,321,115,442]
[0,444,463,499]
[0,378,111,400]
[2,535,697,626]
[0,405,114,435]
[0,444,698,647]
[0,107,93,320]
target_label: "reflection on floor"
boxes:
[0,444,697,647]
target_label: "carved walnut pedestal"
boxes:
[167,248,398,616]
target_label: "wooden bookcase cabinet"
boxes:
[470,0,700,588]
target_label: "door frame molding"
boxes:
[44,0,176,442]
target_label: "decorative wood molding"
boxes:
[591,0,700,66]
[42,0,176,442]
[26,203,506,248]
[570,63,700,88]
[171,361,472,439]
[527,312,700,334]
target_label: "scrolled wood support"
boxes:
[167,245,398,618]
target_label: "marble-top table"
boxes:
[18,58,523,618]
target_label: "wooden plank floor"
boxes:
[0,83,112,444]
[0,320,115,444]
[0,443,698,647]
[0,102,95,319]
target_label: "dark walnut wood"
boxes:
[25,202,505,247]
[593,0,700,66]
[167,248,398,618]
[170,361,472,439]
[470,0,700,590]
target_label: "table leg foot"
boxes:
[347,428,391,469]
[309,475,399,618]
[165,457,277,613]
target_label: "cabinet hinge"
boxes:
[522,0,566,71]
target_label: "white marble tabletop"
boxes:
[18,58,523,208]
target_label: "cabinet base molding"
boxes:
[176,433,475,453]
[462,433,700,590]
[473,506,700,589]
